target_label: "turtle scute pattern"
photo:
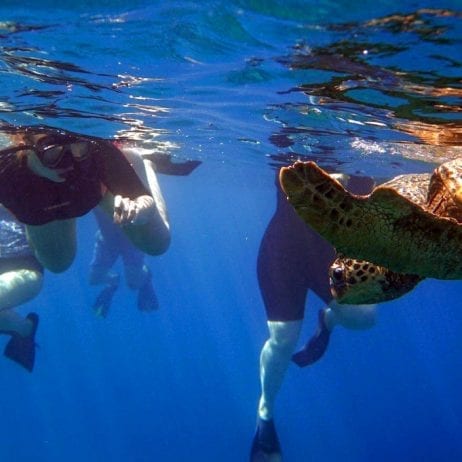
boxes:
[426,160,462,221]
[379,173,430,206]
[280,160,462,280]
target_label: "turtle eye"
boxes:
[332,267,344,281]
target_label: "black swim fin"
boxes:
[93,281,118,318]
[4,312,39,372]
[137,270,159,312]
[292,309,331,367]
[250,417,282,462]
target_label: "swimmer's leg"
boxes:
[103,148,171,255]
[252,320,302,461]
[26,219,77,273]
[328,301,378,330]
[120,243,159,311]
[0,268,43,371]
[89,229,120,317]
[119,237,146,290]
[88,230,120,285]
[0,268,43,314]
[258,321,303,420]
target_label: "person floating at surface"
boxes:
[88,151,202,318]
[0,125,171,274]
[0,204,43,372]
[250,170,378,462]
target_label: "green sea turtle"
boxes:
[280,159,462,280]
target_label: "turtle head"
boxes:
[329,255,423,305]
[428,159,462,222]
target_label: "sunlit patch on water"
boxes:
[268,7,462,176]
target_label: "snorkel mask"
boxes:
[34,132,88,169]
[0,126,99,183]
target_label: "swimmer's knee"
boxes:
[38,253,74,273]
[141,228,171,256]
[26,220,76,273]
[267,320,302,351]
[20,269,44,289]
[20,269,43,299]
[153,230,171,255]
[43,261,73,273]
[124,222,171,257]
[0,269,44,308]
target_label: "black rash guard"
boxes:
[0,140,150,226]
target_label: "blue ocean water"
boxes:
[0,1,461,461]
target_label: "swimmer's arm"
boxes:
[96,142,161,224]
[98,189,170,255]
[97,143,170,255]
[96,140,151,199]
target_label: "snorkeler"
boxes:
[0,204,43,372]
[0,125,171,273]
[250,171,378,461]
[89,206,158,317]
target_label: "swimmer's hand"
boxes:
[113,194,154,225]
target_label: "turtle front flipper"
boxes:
[278,160,361,236]
[279,161,462,280]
